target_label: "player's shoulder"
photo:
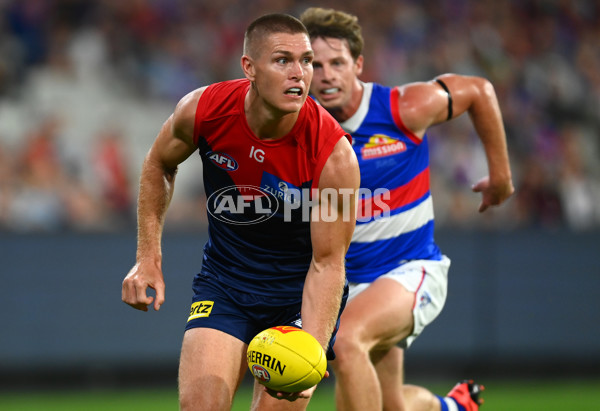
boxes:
[395,79,435,99]
[175,79,250,127]
[396,73,483,99]
[177,87,206,110]
[394,78,449,120]
[179,79,249,110]
[172,87,206,129]
[203,78,250,102]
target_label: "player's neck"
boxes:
[245,95,299,140]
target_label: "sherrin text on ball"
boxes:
[247,326,327,392]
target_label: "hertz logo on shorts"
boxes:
[187,301,214,322]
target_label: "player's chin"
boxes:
[280,97,307,113]
[315,93,341,109]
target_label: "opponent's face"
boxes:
[243,32,314,115]
[310,37,363,111]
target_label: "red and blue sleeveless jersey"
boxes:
[340,82,442,283]
[193,79,350,297]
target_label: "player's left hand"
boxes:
[472,176,514,212]
[122,261,165,312]
[263,370,329,401]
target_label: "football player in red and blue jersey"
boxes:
[302,7,514,411]
[122,13,359,411]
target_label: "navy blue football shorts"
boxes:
[184,273,348,360]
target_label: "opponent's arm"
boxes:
[397,74,514,212]
[121,88,202,311]
[302,136,360,350]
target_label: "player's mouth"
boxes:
[322,87,340,95]
[318,87,341,101]
[285,87,303,97]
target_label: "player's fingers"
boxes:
[154,282,165,311]
[122,282,149,311]
[263,387,278,399]
[131,302,150,312]
[278,391,302,402]
[121,280,130,303]
[471,176,490,194]
[126,278,152,311]
[122,278,138,306]
[136,283,153,305]
[264,387,295,400]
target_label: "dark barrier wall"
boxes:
[1,229,599,379]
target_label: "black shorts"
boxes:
[184,273,348,360]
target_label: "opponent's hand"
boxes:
[263,370,329,402]
[472,176,514,213]
[122,261,165,311]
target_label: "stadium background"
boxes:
[1,0,599,408]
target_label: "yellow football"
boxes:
[247,326,327,392]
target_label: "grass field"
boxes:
[1,379,599,410]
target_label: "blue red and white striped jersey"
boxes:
[193,79,350,296]
[340,82,442,283]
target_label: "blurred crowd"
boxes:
[0,0,599,232]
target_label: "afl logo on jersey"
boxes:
[207,151,238,171]
[206,185,279,225]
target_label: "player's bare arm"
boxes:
[121,89,202,311]
[303,136,360,349]
[398,74,514,212]
[266,137,359,402]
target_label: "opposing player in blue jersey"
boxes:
[301,7,514,411]
[121,13,360,411]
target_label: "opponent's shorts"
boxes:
[348,255,450,349]
[185,273,348,360]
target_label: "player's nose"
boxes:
[289,60,305,80]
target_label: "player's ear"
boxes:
[354,55,364,77]
[241,55,256,81]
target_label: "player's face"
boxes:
[249,32,314,115]
[310,37,362,111]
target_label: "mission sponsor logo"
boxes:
[207,151,238,171]
[361,135,406,160]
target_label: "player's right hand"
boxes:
[122,261,165,312]
[263,370,329,402]
[471,175,514,212]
